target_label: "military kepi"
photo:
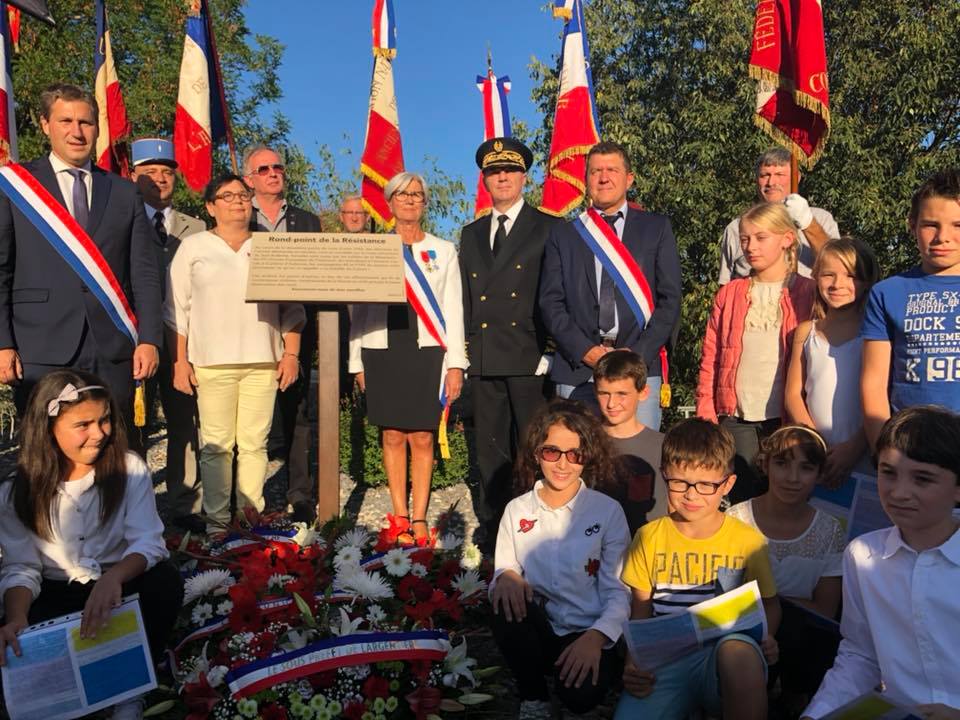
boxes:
[131,138,178,168]
[476,137,533,173]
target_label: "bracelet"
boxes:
[282,352,299,359]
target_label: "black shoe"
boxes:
[172,514,206,534]
[291,501,316,525]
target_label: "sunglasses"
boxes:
[251,163,285,176]
[536,445,584,464]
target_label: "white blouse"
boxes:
[492,480,631,643]
[0,452,169,599]
[727,499,845,599]
[165,230,305,367]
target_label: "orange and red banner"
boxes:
[360,0,404,229]
[749,0,830,169]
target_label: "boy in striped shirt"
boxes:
[615,418,780,720]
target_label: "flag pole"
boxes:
[790,149,799,193]
[203,0,238,174]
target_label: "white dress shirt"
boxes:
[492,480,631,644]
[487,197,525,250]
[49,152,92,218]
[165,230,305,367]
[804,525,960,718]
[145,204,173,232]
[0,452,169,598]
[594,200,628,338]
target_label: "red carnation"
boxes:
[405,685,443,720]
[183,674,220,719]
[343,701,367,720]
[362,674,391,699]
[259,703,288,720]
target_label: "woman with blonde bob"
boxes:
[785,237,880,486]
[349,172,467,541]
[697,202,815,501]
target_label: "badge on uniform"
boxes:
[584,558,600,577]
[420,249,439,272]
[518,518,537,533]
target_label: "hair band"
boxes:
[770,425,828,453]
[47,383,105,417]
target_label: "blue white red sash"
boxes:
[226,630,450,698]
[0,162,138,345]
[403,245,448,408]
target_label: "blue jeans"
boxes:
[613,633,766,720]
[556,376,663,431]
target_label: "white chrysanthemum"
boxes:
[410,562,428,578]
[268,573,294,591]
[383,548,412,577]
[206,665,229,687]
[451,569,488,600]
[460,542,482,570]
[333,545,363,569]
[435,533,462,550]
[366,604,387,625]
[216,600,233,616]
[191,602,214,626]
[335,566,395,601]
[183,569,235,604]
[334,527,372,551]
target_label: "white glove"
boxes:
[535,353,554,376]
[785,193,814,230]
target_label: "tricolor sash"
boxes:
[572,207,671,406]
[226,630,450,698]
[0,162,139,346]
[403,245,453,456]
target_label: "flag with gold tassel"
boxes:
[473,55,512,218]
[360,0,404,229]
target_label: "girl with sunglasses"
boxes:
[490,399,631,719]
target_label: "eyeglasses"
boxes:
[664,477,729,496]
[536,445,584,464]
[214,190,253,203]
[251,163,285,176]
[394,190,425,202]
[341,210,369,217]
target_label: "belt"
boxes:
[600,336,617,348]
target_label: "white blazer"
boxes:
[349,233,468,373]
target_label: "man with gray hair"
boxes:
[717,147,840,284]
[339,193,369,233]
[244,143,322,524]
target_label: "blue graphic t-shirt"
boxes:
[861,267,960,411]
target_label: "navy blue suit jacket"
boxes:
[539,206,682,386]
[0,157,163,364]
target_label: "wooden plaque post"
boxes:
[315,310,340,521]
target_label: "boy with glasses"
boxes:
[615,418,780,720]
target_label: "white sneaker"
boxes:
[518,699,553,719]
[111,696,144,720]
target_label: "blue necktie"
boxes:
[598,212,622,333]
[67,168,89,230]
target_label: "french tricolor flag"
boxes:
[94,0,131,176]
[0,0,17,167]
[174,0,231,192]
[473,64,512,218]
[371,0,396,58]
[540,0,601,217]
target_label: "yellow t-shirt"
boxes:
[622,515,777,615]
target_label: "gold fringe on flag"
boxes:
[133,381,146,427]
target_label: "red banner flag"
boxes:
[749,0,830,169]
[0,0,16,166]
[540,0,600,217]
[94,0,130,176]
[360,0,404,229]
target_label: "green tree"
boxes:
[529,0,960,411]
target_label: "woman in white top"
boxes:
[349,172,467,541]
[0,370,181,720]
[166,174,304,532]
[727,425,845,701]
[785,238,880,486]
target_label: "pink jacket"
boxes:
[696,275,814,422]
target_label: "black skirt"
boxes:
[362,304,445,431]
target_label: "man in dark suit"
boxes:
[539,140,681,430]
[243,144,322,524]
[0,83,161,428]
[131,137,205,530]
[460,138,558,550]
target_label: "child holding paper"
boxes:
[0,371,183,720]
[727,425,845,706]
[491,399,631,720]
[615,418,780,720]
[802,407,960,719]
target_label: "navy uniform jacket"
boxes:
[460,202,560,376]
[0,157,163,364]
[539,206,681,386]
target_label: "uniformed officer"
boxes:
[459,137,559,552]
[130,137,206,532]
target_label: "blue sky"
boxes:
[242,1,561,215]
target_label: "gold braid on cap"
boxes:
[481,148,526,171]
